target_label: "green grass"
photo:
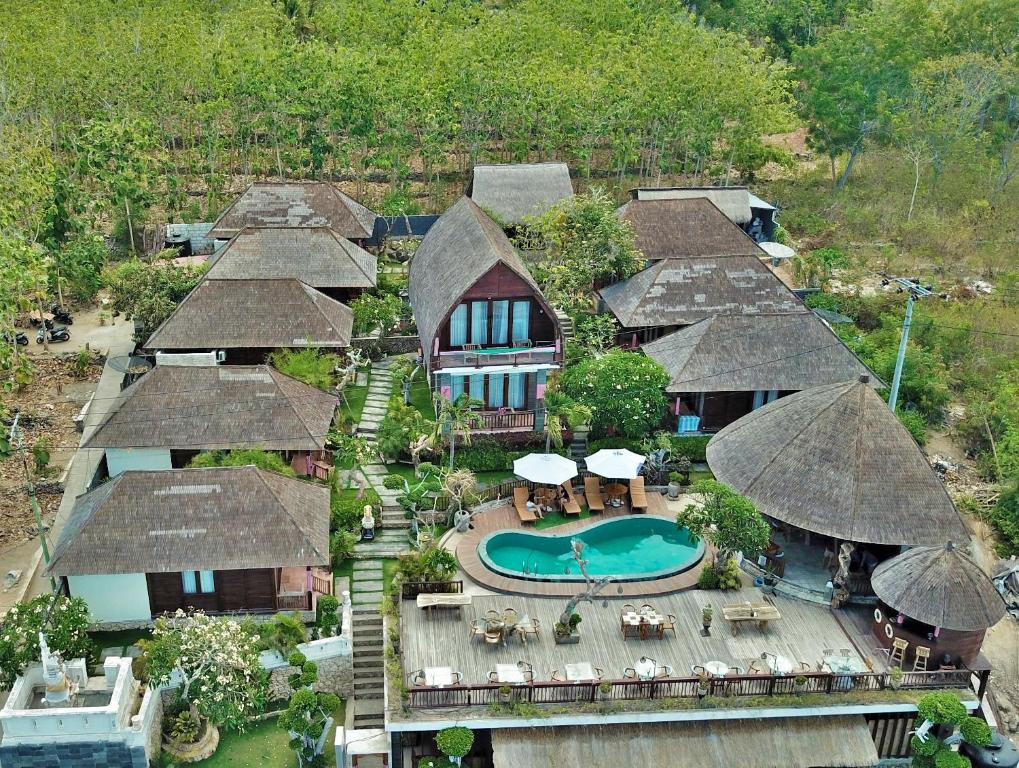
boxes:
[382,558,399,596]
[685,469,714,486]
[339,383,369,426]
[89,628,152,654]
[534,507,593,530]
[408,370,435,422]
[192,702,346,768]
[333,558,354,592]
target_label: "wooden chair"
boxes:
[484,629,503,646]
[503,607,519,623]
[584,477,605,512]
[451,672,463,685]
[409,669,426,686]
[691,665,707,676]
[629,476,648,512]
[593,667,605,680]
[794,661,812,674]
[513,486,537,523]
[469,619,485,641]
[519,617,541,642]
[656,665,674,679]
[551,670,566,682]
[889,637,909,667]
[488,671,499,683]
[621,603,637,614]
[560,483,582,516]
[913,645,931,672]
[748,659,769,675]
[640,603,655,613]
[660,614,677,639]
[727,666,746,676]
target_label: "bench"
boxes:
[417,593,473,619]
[722,602,782,633]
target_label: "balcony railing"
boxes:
[277,592,312,611]
[436,344,558,369]
[476,410,535,431]
[406,668,975,709]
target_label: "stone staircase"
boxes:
[350,559,387,730]
[555,308,574,342]
[356,359,394,439]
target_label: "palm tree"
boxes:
[436,394,483,470]
[542,391,592,453]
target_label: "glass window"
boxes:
[511,301,530,343]
[199,570,215,594]
[471,301,488,345]
[182,571,197,594]
[449,304,468,347]
[491,300,509,345]
[469,374,485,402]
[508,373,526,408]
[488,373,505,408]
[449,375,465,400]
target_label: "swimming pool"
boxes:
[477,516,704,582]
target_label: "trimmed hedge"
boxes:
[448,435,552,472]
[587,434,711,463]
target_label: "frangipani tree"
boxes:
[144,610,267,731]
[677,480,770,573]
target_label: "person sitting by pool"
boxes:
[360,505,376,541]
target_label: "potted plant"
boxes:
[793,675,808,693]
[554,613,583,644]
[696,674,709,698]
[598,681,613,700]
[498,684,513,703]
[889,666,904,690]
[701,605,713,636]
[667,471,683,499]
[674,455,691,485]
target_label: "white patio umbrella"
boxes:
[513,453,578,486]
[584,448,645,479]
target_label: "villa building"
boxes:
[408,196,565,433]
[628,186,778,242]
[467,162,574,230]
[143,278,353,364]
[81,363,338,477]
[47,466,331,626]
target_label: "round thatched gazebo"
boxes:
[870,542,1005,667]
[706,376,968,593]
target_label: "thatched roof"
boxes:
[48,466,329,577]
[632,186,753,225]
[491,718,879,768]
[207,181,377,240]
[599,256,804,328]
[144,279,352,351]
[872,543,1005,631]
[707,378,967,546]
[205,227,376,289]
[468,162,573,225]
[409,196,542,353]
[82,364,337,451]
[617,198,764,262]
[643,313,876,393]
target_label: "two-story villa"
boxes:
[408,197,565,434]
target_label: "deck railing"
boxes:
[476,410,536,431]
[277,592,311,611]
[405,668,974,709]
[401,580,464,600]
[436,345,557,370]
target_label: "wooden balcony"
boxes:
[436,343,558,370]
[475,409,535,432]
[277,567,333,612]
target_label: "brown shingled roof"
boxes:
[468,163,574,225]
[47,466,329,577]
[82,364,337,451]
[205,227,377,289]
[599,256,804,329]
[642,313,876,393]
[706,379,968,546]
[207,181,377,240]
[144,279,353,351]
[617,198,764,262]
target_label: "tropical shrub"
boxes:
[279,653,340,768]
[396,546,458,583]
[677,480,770,572]
[188,449,295,476]
[0,594,93,689]
[268,347,340,392]
[104,257,207,342]
[170,710,202,744]
[436,726,475,763]
[559,349,669,438]
[351,293,402,336]
[316,595,340,637]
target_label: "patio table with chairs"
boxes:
[489,662,534,685]
[562,662,603,682]
[620,603,677,641]
[628,657,673,681]
[410,666,463,688]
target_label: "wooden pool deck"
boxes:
[455,491,707,597]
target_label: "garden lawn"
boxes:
[408,370,434,422]
[534,507,592,530]
[382,559,399,596]
[339,382,369,426]
[192,702,345,768]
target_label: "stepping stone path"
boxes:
[348,356,416,730]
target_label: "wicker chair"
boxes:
[469,619,485,641]
[551,670,566,682]
[409,669,426,686]
[660,614,678,639]
[623,667,638,680]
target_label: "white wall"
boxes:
[68,573,152,623]
[106,447,172,476]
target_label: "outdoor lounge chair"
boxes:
[584,477,605,512]
[560,483,582,516]
[513,486,538,523]
[629,476,648,512]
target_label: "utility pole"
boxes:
[886,277,933,413]
[8,413,57,591]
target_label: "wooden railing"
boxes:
[406,668,974,709]
[476,410,535,431]
[312,573,333,596]
[436,345,557,370]
[277,592,311,611]
[401,580,464,600]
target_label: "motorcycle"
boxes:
[36,326,70,344]
[3,332,29,346]
[50,303,74,325]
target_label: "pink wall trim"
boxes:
[536,383,546,400]
[440,385,451,399]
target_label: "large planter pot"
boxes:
[554,632,581,645]
[667,482,681,499]
[162,720,220,764]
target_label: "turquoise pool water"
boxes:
[478,516,704,582]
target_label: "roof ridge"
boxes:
[254,469,329,562]
[326,228,374,283]
[268,367,334,441]
[848,382,869,541]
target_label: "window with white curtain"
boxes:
[450,305,468,346]
[511,301,530,342]
[471,302,488,345]
[508,373,526,408]
[181,571,198,594]
[491,300,509,345]
[488,373,505,408]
